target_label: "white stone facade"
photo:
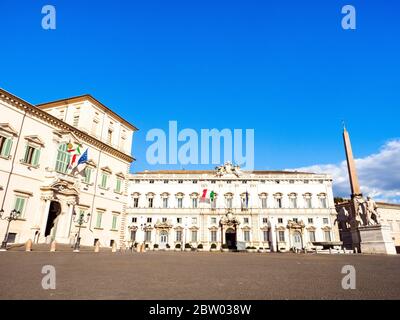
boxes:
[126,163,338,252]
[0,89,136,248]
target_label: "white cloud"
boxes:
[287,139,400,203]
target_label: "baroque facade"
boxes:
[125,162,338,251]
[0,88,137,248]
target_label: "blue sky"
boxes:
[0,0,399,199]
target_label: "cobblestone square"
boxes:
[1,251,399,300]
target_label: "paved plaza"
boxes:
[0,251,399,300]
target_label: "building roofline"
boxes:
[129,169,328,177]
[36,94,139,132]
[0,88,134,163]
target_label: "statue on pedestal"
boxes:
[366,196,379,225]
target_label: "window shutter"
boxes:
[32,148,40,166]
[2,138,13,157]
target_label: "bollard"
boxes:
[94,241,100,253]
[111,242,117,253]
[25,239,33,252]
[136,244,141,253]
[50,240,56,252]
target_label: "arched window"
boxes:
[55,143,71,173]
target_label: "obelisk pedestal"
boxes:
[358,225,396,255]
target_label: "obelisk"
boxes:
[343,126,362,197]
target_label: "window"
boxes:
[275,197,282,208]
[131,217,137,223]
[243,217,249,224]
[177,218,182,224]
[320,197,327,208]
[149,180,154,184]
[111,215,118,230]
[244,230,250,242]
[191,230,197,242]
[177,198,183,208]
[91,119,99,135]
[7,233,17,244]
[262,218,268,224]
[211,230,217,242]
[135,180,140,184]
[162,217,167,222]
[323,218,329,225]
[162,198,168,208]
[278,218,283,224]
[13,196,26,216]
[261,198,267,209]
[263,231,269,242]
[95,212,103,228]
[164,180,169,184]
[192,180,197,184]
[107,129,113,144]
[309,231,316,242]
[305,197,312,209]
[148,198,153,208]
[260,180,266,183]
[192,217,197,224]
[145,230,152,242]
[22,145,40,166]
[100,173,108,189]
[278,231,285,242]
[176,230,182,242]
[293,218,298,223]
[226,198,232,209]
[115,177,122,193]
[226,180,231,184]
[242,180,247,184]
[192,198,198,208]
[289,196,297,209]
[211,217,217,224]
[324,231,331,242]
[55,143,71,173]
[0,135,13,158]
[178,180,183,184]
[83,167,92,184]
[130,230,136,241]
[211,180,216,184]
[308,218,313,224]
[304,180,309,184]
[133,198,139,208]
[289,180,294,184]
[73,115,80,127]
[147,217,152,223]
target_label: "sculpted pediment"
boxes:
[0,123,18,136]
[53,130,82,145]
[24,135,45,147]
[215,162,243,177]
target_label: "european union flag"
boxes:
[77,149,88,165]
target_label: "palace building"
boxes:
[125,162,339,251]
[0,88,137,248]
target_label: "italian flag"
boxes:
[67,142,82,169]
[200,189,216,203]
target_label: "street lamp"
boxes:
[0,209,20,251]
[72,210,90,252]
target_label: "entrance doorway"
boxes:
[225,228,237,249]
[292,231,302,250]
[159,230,168,249]
[44,201,61,240]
